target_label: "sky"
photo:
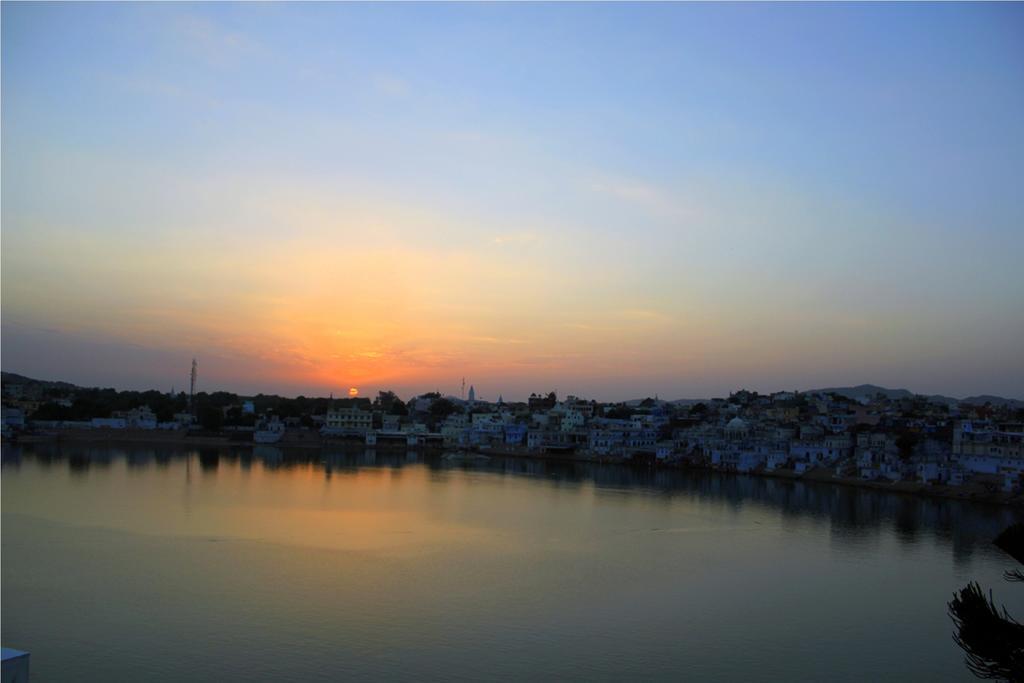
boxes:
[2,2,1023,401]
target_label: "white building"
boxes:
[91,417,127,429]
[560,409,586,432]
[2,407,26,429]
[112,406,157,429]
[325,405,372,433]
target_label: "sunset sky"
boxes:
[2,2,1022,400]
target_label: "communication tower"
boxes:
[189,358,198,410]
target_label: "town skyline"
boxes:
[2,368,1020,407]
[5,363,1021,505]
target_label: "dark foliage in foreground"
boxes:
[949,583,1024,680]
[950,522,1024,680]
[996,525,1024,583]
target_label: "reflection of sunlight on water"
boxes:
[3,443,1021,563]
[613,525,769,536]
[4,442,1024,682]
[3,449,527,557]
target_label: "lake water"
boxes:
[2,443,1022,681]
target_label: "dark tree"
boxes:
[429,398,459,419]
[605,405,633,420]
[29,402,73,421]
[375,390,400,408]
[950,523,1024,680]
[895,431,920,461]
[223,406,255,427]
[376,390,407,415]
[996,525,1024,583]
[198,405,223,431]
[950,584,1024,680]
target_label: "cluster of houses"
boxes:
[4,379,1023,493]
[314,388,1024,492]
[690,409,1024,492]
[4,405,198,432]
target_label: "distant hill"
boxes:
[960,394,1024,409]
[810,384,918,401]
[1,371,78,391]
[622,397,710,407]
[807,384,1023,408]
[4,370,1021,408]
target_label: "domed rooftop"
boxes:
[726,417,749,430]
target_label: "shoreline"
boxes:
[4,429,1022,507]
[475,444,1024,507]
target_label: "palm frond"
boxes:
[948,582,1024,680]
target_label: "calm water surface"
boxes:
[3,443,1022,681]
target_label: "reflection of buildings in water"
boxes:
[253,445,284,467]
[1,445,23,467]
[126,449,157,468]
[198,448,220,472]
[68,453,91,474]
[9,442,1021,563]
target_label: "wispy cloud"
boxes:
[492,231,540,246]
[173,13,261,67]
[589,177,702,223]
[465,336,528,345]
[97,72,224,110]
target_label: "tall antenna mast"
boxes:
[189,358,198,411]
[461,377,466,400]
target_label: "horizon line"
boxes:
[3,369,1020,405]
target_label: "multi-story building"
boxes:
[325,405,373,433]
